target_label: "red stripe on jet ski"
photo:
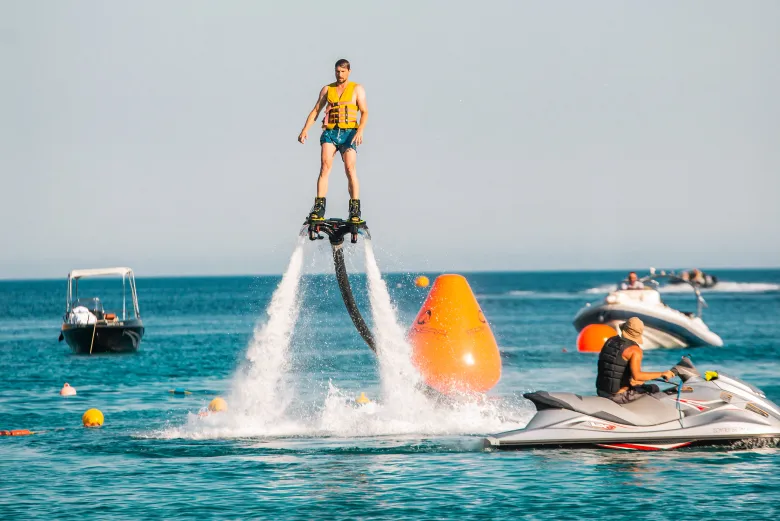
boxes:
[595,442,692,451]
[677,399,708,411]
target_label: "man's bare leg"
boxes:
[310,143,338,220]
[342,149,362,222]
[317,143,338,197]
[342,149,359,199]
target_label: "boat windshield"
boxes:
[72,297,104,314]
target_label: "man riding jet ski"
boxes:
[485,318,780,450]
[597,317,674,403]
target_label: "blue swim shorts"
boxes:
[320,128,358,154]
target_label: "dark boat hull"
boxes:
[61,321,144,354]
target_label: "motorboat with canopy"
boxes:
[58,267,144,354]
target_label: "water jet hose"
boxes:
[331,243,376,353]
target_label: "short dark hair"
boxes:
[335,59,350,70]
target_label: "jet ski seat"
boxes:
[524,391,681,427]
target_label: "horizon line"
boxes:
[1,265,779,283]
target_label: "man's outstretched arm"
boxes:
[299,87,328,143]
[627,346,674,384]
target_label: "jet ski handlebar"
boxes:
[669,356,701,383]
[650,377,679,389]
[648,357,701,386]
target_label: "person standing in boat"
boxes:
[298,59,369,224]
[596,317,675,404]
[620,271,645,290]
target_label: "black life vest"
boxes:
[596,336,636,396]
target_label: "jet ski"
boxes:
[573,272,723,349]
[485,357,780,451]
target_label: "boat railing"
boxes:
[65,269,142,322]
[636,271,707,318]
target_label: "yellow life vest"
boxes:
[323,81,358,129]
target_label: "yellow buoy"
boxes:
[355,392,371,405]
[415,276,430,288]
[82,408,104,428]
[208,397,228,412]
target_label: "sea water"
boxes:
[1,261,779,519]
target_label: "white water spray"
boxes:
[160,237,528,440]
[230,237,306,419]
[586,281,780,294]
[364,241,423,396]
[358,241,526,432]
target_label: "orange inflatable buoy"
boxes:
[576,324,618,353]
[408,274,501,394]
[0,429,33,436]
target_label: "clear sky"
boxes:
[1,1,778,279]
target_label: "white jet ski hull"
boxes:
[486,360,780,451]
[485,414,780,451]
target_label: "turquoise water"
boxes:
[2,255,780,519]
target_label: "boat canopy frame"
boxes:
[65,267,141,320]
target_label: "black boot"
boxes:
[348,199,364,223]
[309,197,326,221]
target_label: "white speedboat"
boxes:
[573,273,723,349]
